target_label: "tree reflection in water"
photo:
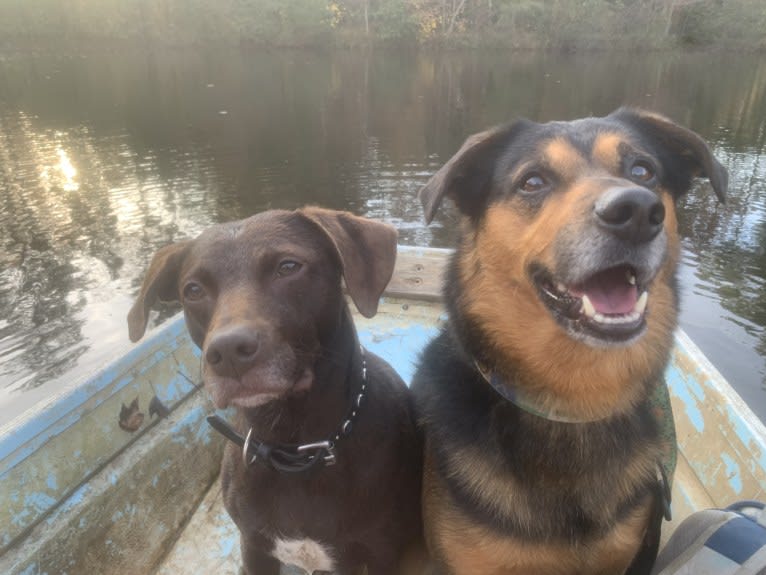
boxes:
[0,49,764,421]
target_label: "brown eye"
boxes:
[183,282,205,302]
[277,260,302,277]
[629,161,654,183]
[519,173,548,194]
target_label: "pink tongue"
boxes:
[573,268,638,315]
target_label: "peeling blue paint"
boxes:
[666,367,705,433]
[685,375,707,403]
[12,503,32,527]
[195,428,214,445]
[215,525,238,558]
[166,404,216,448]
[46,472,58,491]
[53,481,91,517]
[23,492,56,516]
[720,453,743,494]
[358,324,438,385]
[725,404,766,475]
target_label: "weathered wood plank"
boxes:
[384,246,450,301]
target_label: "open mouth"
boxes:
[531,263,649,343]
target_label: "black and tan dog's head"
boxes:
[127,207,397,409]
[421,108,726,417]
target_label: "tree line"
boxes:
[0,0,764,50]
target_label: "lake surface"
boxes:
[1,48,765,423]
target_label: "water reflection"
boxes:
[0,49,765,421]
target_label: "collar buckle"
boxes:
[297,440,337,466]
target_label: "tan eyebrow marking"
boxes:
[592,132,626,169]
[542,138,585,174]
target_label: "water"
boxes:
[1,48,765,423]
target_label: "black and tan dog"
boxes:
[413,108,727,575]
[127,208,422,575]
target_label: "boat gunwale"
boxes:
[0,314,192,468]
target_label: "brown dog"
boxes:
[412,108,727,575]
[128,207,422,575]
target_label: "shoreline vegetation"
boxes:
[0,0,764,53]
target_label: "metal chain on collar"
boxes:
[330,345,366,445]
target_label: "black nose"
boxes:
[594,187,665,243]
[205,326,260,377]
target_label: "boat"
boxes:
[1,246,765,574]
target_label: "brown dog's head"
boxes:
[421,108,727,417]
[127,208,397,409]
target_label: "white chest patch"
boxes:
[271,538,336,573]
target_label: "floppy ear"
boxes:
[610,107,727,203]
[299,207,397,318]
[127,241,189,342]
[419,120,530,224]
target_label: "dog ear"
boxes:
[419,121,529,224]
[127,241,189,342]
[300,207,397,318]
[611,108,727,203]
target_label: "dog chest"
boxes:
[271,537,336,573]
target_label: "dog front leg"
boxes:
[240,539,280,575]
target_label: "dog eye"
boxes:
[183,282,205,302]
[277,260,302,277]
[629,161,655,183]
[519,173,548,194]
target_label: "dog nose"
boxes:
[205,326,260,376]
[594,187,665,243]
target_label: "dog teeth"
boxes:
[627,270,637,285]
[634,291,648,315]
[580,292,647,325]
[581,294,596,318]
[594,312,607,323]
[595,311,642,325]
[588,310,643,325]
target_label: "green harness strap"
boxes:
[650,376,677,520]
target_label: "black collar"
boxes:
[206,345,367,474]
